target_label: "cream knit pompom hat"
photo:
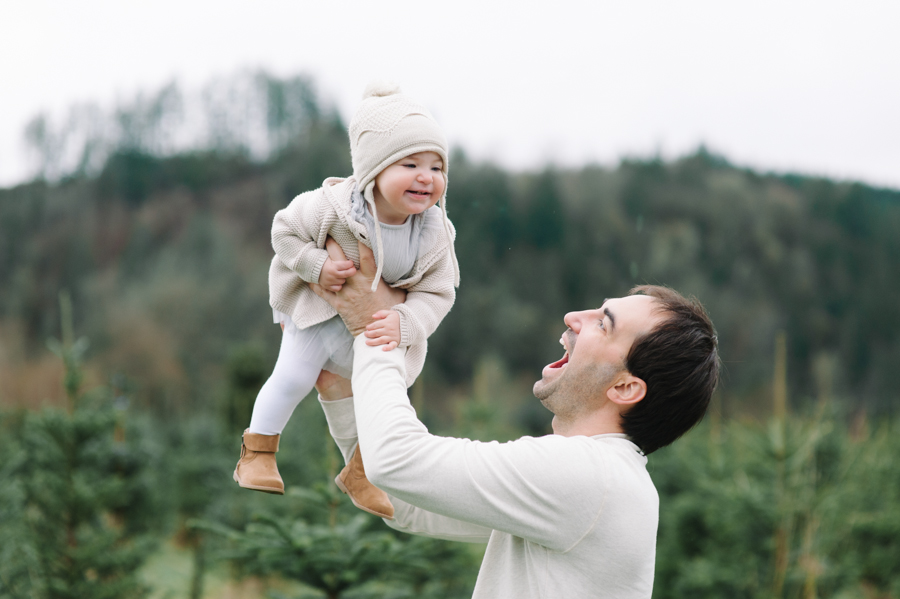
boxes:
[348,81,458,290]
[349,81,449,203]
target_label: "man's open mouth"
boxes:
[547,332,573,369]
[548,352,569,369]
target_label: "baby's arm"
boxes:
[391,252,456,348]
[319,258,357,292]
[365,250,455,351]
[272,188,341,285]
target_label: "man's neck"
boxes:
[551,405,625,438]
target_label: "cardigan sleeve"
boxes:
[392,250,456,348]
[271,189,330,284]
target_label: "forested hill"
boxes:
[1,75,898,418]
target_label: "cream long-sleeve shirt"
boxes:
[320,336,660,599]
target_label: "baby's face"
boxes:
[372,151,445,225]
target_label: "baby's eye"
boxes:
[403,163,416,168]
[432,166,442,172]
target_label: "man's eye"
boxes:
[598,320,605,329]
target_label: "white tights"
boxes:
[248,325,331,436]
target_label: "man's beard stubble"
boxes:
[535,360,621,421]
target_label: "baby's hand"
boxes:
[365,310,401,351]
[319,257,357,291]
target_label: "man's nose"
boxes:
[564,311,585,333]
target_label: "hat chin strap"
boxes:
[363,181,386,292]
[439,193,460,287]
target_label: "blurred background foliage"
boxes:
[1,71,898,598]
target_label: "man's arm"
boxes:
[316,390,491,544]
[386,496,493,543]
[349,339,605,551]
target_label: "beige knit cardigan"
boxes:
[268,176,458,387]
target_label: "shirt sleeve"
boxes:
[350,336,607,552]
[318,394,491,543]
[386,497,493,543]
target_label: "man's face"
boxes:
[533,295,663,418]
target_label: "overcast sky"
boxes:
[2,0,898,188]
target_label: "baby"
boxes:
[234,82,459,520]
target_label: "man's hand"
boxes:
[310,238,407,336]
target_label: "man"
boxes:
[312,240,719,598]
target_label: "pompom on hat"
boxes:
[348,81,458,290]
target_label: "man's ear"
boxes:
[606,374,647,407]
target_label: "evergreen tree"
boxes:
[196,483,480,598]
[7,293,158,599]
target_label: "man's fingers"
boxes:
[357,242,377,278]
[325,237,349,262]
[310,282,333,300]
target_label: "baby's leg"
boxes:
[248,326,328,435]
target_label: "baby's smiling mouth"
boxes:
[407,190,430,197]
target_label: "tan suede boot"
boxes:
[335,445,394,519]
[233,429,284,494]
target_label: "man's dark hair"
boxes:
[621,285,719,454]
